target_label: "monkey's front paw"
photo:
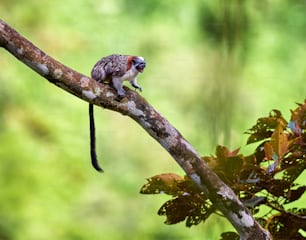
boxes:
[118,93,126,98]
[116,89,126,98]
[131,83,142,92]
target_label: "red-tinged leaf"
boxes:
[158,195,212,227]
[202,155,218,169]
[263,179,291,197]
[246,130,273,144]
[204,146,245,185]
[246,110,287,144]
[290,100,306,130]
[220,156,244,182]
[186,198,213,227]
[140,173,184,195]
[215,146,243,165]
[244,150,262,166]
[270,109,287,122]
[286,186,306,203]
[216,145,240,158]
[264,141,274,160]
[266,211,306,238]
[271,123,289,160]
[158,195,196,225]
[231,148,241,156]
[215,145,229,158]
[177,176,202,195]
[283,158,306,184]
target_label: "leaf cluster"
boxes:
[140,101,306,239]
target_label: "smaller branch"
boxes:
[266,201,306,221]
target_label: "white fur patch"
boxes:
[120,68,139,82]
[82,90,96,100]
[137,56,145,61]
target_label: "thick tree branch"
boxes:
[0,19,271,239]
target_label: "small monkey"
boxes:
[89,54,146,172]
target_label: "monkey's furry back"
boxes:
[91,54,130,82]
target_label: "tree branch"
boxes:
[0,19,271,239]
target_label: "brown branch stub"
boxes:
[0,19,271,239]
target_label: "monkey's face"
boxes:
[132,56,146,73]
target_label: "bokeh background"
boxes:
[0,0,305,239]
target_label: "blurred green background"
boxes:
[0,0,305,239]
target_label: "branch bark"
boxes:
[0,19,271,240]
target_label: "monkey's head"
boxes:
[131,56,146,73]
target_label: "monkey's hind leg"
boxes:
[89,103,103,172]
[112,78,126,97]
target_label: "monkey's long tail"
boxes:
[89,103,104,172]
